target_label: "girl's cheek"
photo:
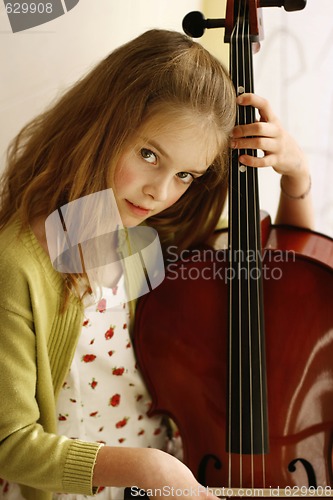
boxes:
[114,164,138,193]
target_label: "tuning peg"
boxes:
[260,0,306,11]
[182,11,225,38]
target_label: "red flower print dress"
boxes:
[54,276,168,499]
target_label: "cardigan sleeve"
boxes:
[0,229,102,496]
[0,305,102,495]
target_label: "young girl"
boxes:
[0,29,313,500]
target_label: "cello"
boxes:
[133,0,333,495]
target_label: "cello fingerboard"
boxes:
[227,0,269,456]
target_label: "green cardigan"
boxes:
[0,219,103,500]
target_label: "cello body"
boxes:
[133,0,333,493]
[134,219,333,490]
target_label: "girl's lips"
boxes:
[125,199,152,216]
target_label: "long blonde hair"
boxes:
[0,29,235,253]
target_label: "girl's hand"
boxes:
[139,448,220,499]
[230,93,314,229]
[94,446,219,500]
[230,93,308,180]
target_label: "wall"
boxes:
[254,0,333,237]
[0,0,200,165]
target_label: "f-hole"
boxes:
[198,454,222,486]
[288,458,317,488]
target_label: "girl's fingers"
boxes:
[231,136,279,154]
[231,121,279,140]
[238,152,278,168]
[232,93,307,177]
[236,93,276,123]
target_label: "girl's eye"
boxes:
[140,148,157,165]
[176,172,195,185]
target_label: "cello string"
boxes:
[237,0,254,487]
[236,0,243,488]
[245,6,267,488]
[245,3,267,487]
[243,2,255,488]
[228,4,241,484]
[228,11,235,488]
[228,0,241,487]
[228,28,233,483]
[243,7,262,487]
[237,0,252,486]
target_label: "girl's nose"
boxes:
[143,176,170,202]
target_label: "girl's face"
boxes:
[113,117,219,227]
